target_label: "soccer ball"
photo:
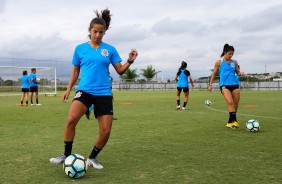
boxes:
[205,100,212,106]
[246,119,260,132]
[63,154,87,178]
[36,78,40,83]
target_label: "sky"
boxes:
[0,0,282,81]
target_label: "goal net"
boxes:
[0,66,57,96]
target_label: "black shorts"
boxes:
[73,90,113,118]
[220,85,239,93]
[30,86,38,92]
[22,88,29,92]
[177,87,189,93]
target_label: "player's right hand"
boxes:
[207,85,212,92]
[62,91,70,103]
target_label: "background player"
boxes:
[175,61,194,110]
[208,44,244,128]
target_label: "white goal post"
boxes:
[0,66,57,96]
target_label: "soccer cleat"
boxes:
[226,121,239,129]
[182,107,188,110]
[31,104,35,106]
[176,105,181,110]
[87,158,103,169]
[36,103,42,106]
[49,154,67,164]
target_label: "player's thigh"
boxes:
[232,89,240,104]
[222,88,233,104]
[97,115,113,133]
[67,100,88,122]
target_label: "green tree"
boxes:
[5,80,14,86]
[120,68,139,82]
[140,65,160,81]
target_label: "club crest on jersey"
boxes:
[74,91,82,99]
[231,63,235,68]
[101,49,109,57]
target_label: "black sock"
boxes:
[64,141,73,157]
[177,100,180,106]
[31,100,33,104]
[89,146,102,159]
[183,102,187,107]
[36,99,39,104]
[228,112,237,123]
[26,101,28,105]
[21,101,23,104]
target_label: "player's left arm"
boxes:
[234,60,244,76]
[114,49,138,75]
[188,76,194,88]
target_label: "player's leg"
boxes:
[64,100,87,141]
[30,91,34,105]
[87,96,113,169]
[232,88,240,112]
[50,99,88,164]
[35,90,41,105]
[222,88,238,128]
[20,92,24,106]
[182,87,189,110]
[87,115,112,169]
[176,88,181,110]
[25,92,29,106]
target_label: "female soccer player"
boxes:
[29,68,41,105]
[50,9,138,169]
[208,44,244,128]
[175,61,194,110]
[20,70,29,106]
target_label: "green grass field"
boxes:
[0,90,281,184]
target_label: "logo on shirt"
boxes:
[74,91,82,99]
[101,49,109,57]
[231,63,235,68]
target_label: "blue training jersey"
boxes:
[29,73,37,87]
[219,59,238,86]
[72,42,121,96]
[235,74,240,85]
[176,69,190,87]
[21,75,30,88]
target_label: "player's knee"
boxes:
[101,129,111,139]
[66,116,79,129]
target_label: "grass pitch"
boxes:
[0,90,281,184]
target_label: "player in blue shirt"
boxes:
[175,61,194,110]
[50,9,138,169]
[208,44,244,129]
[20,70,30,106]
[29,68,41,105]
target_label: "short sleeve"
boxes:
[72,46,81,66]
[110,46,122,65]
[185,70,190,76]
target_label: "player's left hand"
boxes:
[128,49,138,62]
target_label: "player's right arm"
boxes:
[175,69,181,82]
[208,60,221,92]
[62,66,80,103]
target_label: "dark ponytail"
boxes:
[89,8,112,38]
[179,61,187,70]
[221,44,235,57]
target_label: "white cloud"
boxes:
[0,0,282,81]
